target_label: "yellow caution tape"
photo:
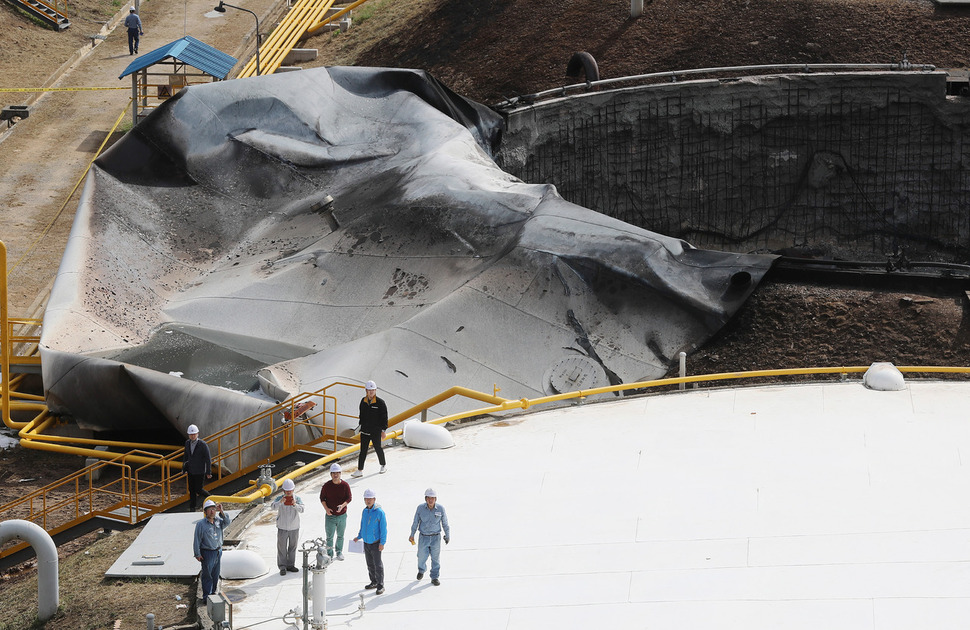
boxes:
[0,87,129,92]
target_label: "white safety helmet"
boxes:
[424,487,436,498]
[365,380,377,391]
[187,424,199,435]
[203,499,216,510]
[329,463,342,473]
[281,479,295,491]
[363,488,376,499]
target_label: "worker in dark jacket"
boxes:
[184,424,212,511]
[352,381,388,477]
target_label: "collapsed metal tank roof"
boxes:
[40,66,774,441]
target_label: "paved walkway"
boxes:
[0,0,277,312]
[196,379,970,630]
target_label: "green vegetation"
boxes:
[351,0,392,27]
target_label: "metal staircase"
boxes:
[6,0,70,30]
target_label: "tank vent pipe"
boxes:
[0,520,59,620]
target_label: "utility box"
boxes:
[206,592,231,626]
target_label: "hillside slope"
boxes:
[304,0,970,104]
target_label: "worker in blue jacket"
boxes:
[353,488,387,594]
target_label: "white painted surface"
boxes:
[206,381,969,628]
[105,511,241,577]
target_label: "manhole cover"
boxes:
[546,356,608,394]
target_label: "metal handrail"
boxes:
[494,61,938,109]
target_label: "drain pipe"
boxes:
[631,0,643,17]
[0,520,59,620]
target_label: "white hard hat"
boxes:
[424,487,436,498]
[203,499,216,509]
[129,6,135,10]
[329,463,342,473]
[365,380,377,390]
[363,488,376,499]
[281,479,295,491]
[187,424,199,435]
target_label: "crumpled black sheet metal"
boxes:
[41,66,776,442]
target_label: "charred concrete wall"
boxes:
[497,72,970,262]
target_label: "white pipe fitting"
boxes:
[0,520,59,620]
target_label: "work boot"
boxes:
[416,571,424,580]
[432,578,440,586]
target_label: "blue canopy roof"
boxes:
[119,36,237,80]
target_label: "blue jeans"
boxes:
[127,28,140,54]
[416,533,441,579]
[325,513,347,556]
[200,548,221,600]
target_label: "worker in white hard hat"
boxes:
[353,488,387,595]
[193,499,230,604]
[319,462,352,560]
[271,478,305,575]
[183,424,212,511]
[409,487,450,586]
[353,380,388,477]
[123,7,143,55]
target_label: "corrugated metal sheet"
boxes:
[119,36,237,80]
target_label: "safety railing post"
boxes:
[679,352,687,390]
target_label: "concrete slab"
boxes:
[182,379,970,629]
[105,510,241,577]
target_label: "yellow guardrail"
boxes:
[208,365,970,504]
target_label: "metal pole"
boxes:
[217,2,261,75]
[0,241,9,430]
[631,0,643,18]
[678,351,686,390]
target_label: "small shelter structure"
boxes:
[118,36,237,125]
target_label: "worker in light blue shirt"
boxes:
[408,487,450,586]
[193,499,230,603]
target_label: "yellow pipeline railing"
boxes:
[237,0,336,78]
[3,359,970,559]
[208,365,970,503]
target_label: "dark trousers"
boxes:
[127,28,140,53]
[364,541,384,587]
[200,548,221,601]
[187,474,209,511]
[358,433,385,469]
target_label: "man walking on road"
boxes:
[409,487,450,586]
[125,7,143,55]
[352,380,388,477]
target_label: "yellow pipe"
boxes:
[305,0,371,35]
[237,0,336,78]
[19,438,183,468]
